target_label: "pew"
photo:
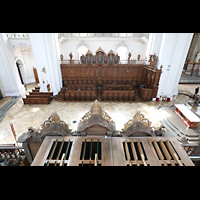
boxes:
[63,91,97,101]
[23,87,53,105]
[102,91,135,101]
[23,98,50,104]
[29,92,53,99]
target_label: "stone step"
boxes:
[158,107,199,144]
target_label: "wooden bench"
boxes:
[63,90,97,101]
[26,95,52,100]
[67,84,96,91]
[103,84,132,91]
[23,89,53,104]
[102,91,135,101]
[23,98,50,104]
[32,89,40,92]
[29,92,53,99]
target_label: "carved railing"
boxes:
[6,33,29,39]
[60,59,147,65]
[58,33,149,38]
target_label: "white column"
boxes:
[146,33,163,59]
[29,33,62,95]
[157,33,194,98]
[0,33,26,96]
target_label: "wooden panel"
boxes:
[33,67,39,83]
[58,62,162,101]
[23,98,50,104]
[32,136,194,166]
[29,92,53,98]
[26,95,51,100]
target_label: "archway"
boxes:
[14,46,36,85]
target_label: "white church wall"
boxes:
[59,38,148,61]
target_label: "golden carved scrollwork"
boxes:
[80,100,113,123]
[40,112,72,132]
[121,111,153,131]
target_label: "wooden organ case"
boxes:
[56,48,162,102]
[29,100,194,166]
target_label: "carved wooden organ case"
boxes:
[24,100,194,166]
[57,47,162,102]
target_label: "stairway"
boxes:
[158,107,199,144]
[54,89,65,102]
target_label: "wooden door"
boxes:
[33,67,39,83]
[16,63,24,84]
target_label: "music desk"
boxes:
[174,104,200,128]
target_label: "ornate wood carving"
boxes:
[57,48,162,102]
[77,100,116,135]
[80,100,113,123]
[40,112,71,133]
[80,47,120,65]
[149,53,158,67]
[19,100,195,166]
[121,111,152,131]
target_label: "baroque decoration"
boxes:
[40,112,71,132]
[80,100,113,123]
[121,111,164,132]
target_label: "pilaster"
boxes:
[29,33,62,95]
[156,33,194,98]
[0,33,26,97]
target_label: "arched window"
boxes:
[117,46,128,63]
[78,46,88,60]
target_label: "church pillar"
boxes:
[157,33,194,98]
[29,33,62,95]
[146,33,164,58]
[0,33,26,97]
